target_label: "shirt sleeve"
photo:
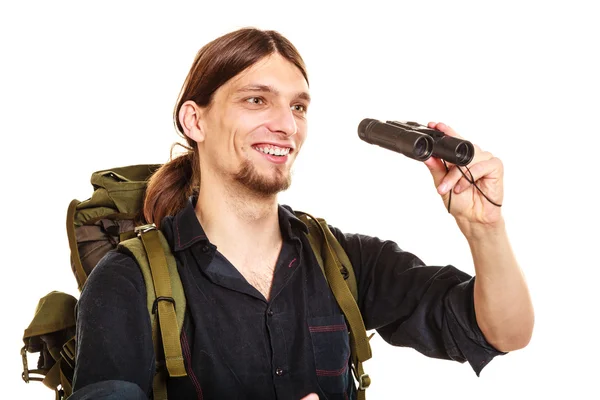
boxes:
[71,249,155,396]
[328,225,506,376]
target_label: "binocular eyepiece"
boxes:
[358,118,475,166]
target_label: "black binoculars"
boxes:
[358,118,475,166]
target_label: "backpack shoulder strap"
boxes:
[295,212,359,301]
[118,224,187,400]
[294,211,372,399]
[66,199,87,290]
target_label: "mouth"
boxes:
[252,143,293,157]
[251,143,294,165]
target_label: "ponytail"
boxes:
[143,150,198,228]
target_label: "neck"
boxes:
[195,172,282,253]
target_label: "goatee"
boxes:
[233,159,292,197]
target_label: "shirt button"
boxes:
[267,309,274,317]
[275,368,284,376]
[202,245,210,253]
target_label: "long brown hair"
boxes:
[143,28,309,227]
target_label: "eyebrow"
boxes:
[236,84,311,103]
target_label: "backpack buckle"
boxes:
[21,346,44,383]
[20,346,29,383]
[60,338,77,369]
[358,373,371,390]
[135,223,157,237]
[152,296,176,314]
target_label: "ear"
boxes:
[179,100,206,143]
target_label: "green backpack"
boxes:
[21,164,373,400]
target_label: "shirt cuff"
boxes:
[443,277,508,376]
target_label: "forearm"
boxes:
[461,217,534,352]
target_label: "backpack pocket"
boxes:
[307,314,351,396]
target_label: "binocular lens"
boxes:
[455,142,473,165]
[414,137,431,159]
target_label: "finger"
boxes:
[427,121,437,129]
[459,150,493,169]
[300,394,319,400]
[476,150,493,162]
[454,173,474,194]
[423,156,448,188]
[453,158,502,194]
[439,150,494,194]
[436,164,463,195]
[431,122,464,140]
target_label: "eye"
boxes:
[246,97,265,105]
[292,104,307,113]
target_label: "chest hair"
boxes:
[227,248,282,301]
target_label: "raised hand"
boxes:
[423,122,504,234]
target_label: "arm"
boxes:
[462,219,533,352]
[329,225,505,375]
[71,250,155,397]
[424,121,534,353]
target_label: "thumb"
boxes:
[300,394,319,400]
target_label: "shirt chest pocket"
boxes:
[307,314,351,395]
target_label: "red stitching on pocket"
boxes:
[308,324,347,333]
[315,355,350,377]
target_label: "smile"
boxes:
[252,144,292,157]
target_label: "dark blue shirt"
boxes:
[71,196,504,399]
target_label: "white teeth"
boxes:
[255,146,290,156]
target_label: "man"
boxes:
[70,27,534,400]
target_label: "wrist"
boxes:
[456,216,507,242]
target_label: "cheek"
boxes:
[296,127,308,148]
[239,143,252,156]
[235,131,255,159]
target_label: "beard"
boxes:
[232,158,292,197]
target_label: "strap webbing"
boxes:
[42,362,61,390]
[66,199,87,290]
[139,229,187,378]
[60,363,72,398]
[41,360,70,400]
[151,314,169,400]
[321,219,359,302]
[152,369,169,400]
[356,361,370,400]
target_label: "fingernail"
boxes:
[454,184,461,193]
[438,182,447,194]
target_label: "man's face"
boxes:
[198,53,310,197]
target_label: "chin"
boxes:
[234,161,291,196]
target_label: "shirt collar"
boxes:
[279,204,309,238]
[171,196,308,252]
[171,196,209,252]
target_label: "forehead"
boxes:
[223,54,309,97]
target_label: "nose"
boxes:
[267,103,298,137]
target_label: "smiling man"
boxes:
[70,27,534,400]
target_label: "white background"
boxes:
[2,0,598,398]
